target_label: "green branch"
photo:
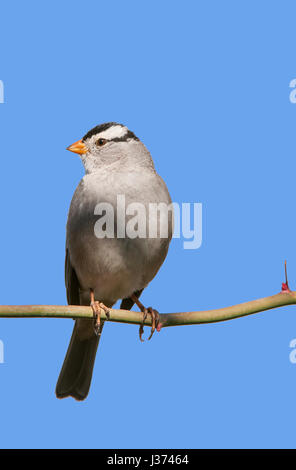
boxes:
[0,290,295,329]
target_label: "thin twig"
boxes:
[0,290,295,329]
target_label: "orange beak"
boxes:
[66,139,87,155]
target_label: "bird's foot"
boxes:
[139,307,160,342]
[91,301,101,336]
[90,289,110,336]
[91,301,110,336]
[131,294,160,341]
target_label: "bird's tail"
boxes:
[55,319,103,401]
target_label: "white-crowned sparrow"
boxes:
[56,122,173,400]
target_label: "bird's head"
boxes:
[67,122,153,174]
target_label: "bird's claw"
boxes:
[139,307,160,342]
[139,308,148,342]
[91,301,110,336]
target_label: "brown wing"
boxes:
[65,248,80,306]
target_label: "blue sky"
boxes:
[1,1,296,448]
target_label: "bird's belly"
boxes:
[69,233,168,305]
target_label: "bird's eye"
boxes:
[96,138,108,147]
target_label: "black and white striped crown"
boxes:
[82,122,139,143]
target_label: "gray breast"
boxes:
[66,168,173,304]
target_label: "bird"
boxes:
[55,122,173,400]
